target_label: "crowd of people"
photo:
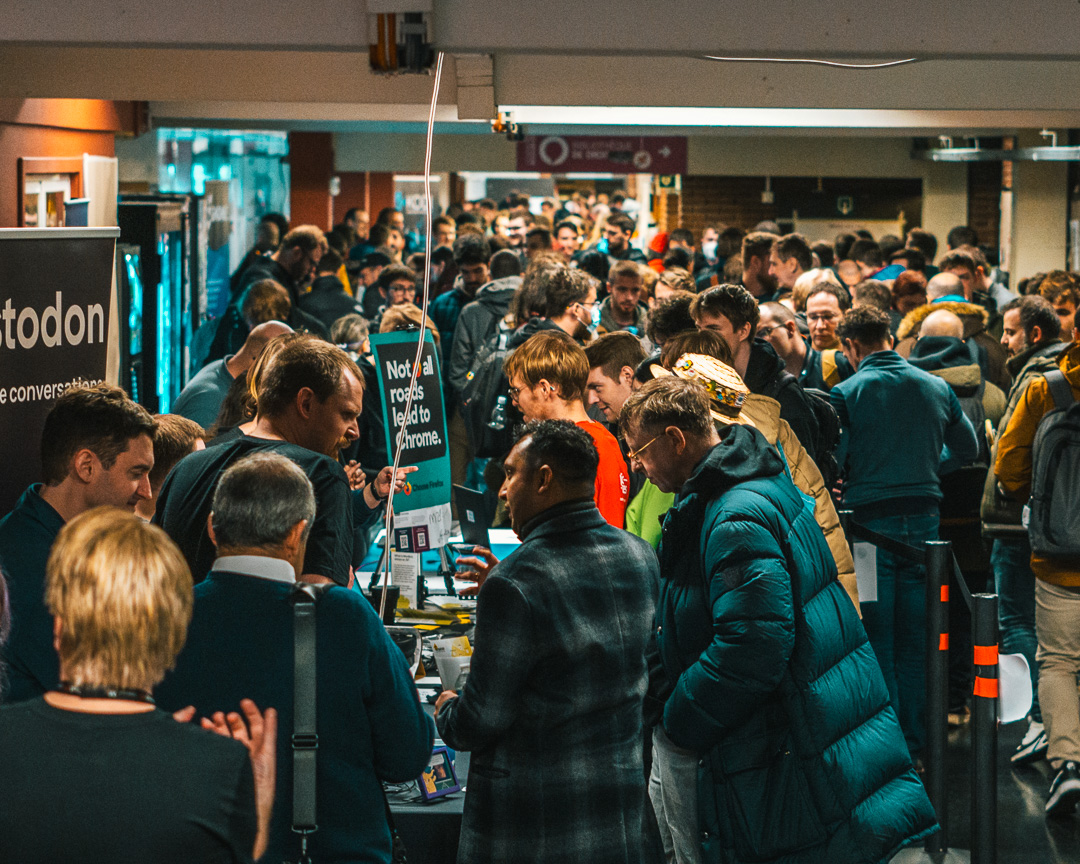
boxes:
[2,192,1080,863]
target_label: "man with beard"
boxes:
[600,260,650,338]
[154,336,414,586]
[207,226,327,365]
[740,231,780,302]
[435,420,656,864]
[0,383,156,701]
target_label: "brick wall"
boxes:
[680,176,779,238]
[967,161,1002,254]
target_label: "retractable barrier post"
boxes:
[838,509,854,552]
[971,593,998,864]
[923,541,952,854]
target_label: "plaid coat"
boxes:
[437,498,658,864]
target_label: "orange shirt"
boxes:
[577,420,630,528]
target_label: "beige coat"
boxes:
[738,393,861,612]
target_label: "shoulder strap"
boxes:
[820,349,840,389]
[1044,369,1075,410]
[291,583,330,861]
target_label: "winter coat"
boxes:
[907,336,1006,429]
[437,499,657,864]
[994,340,1080,586]
[743,339,820,463]
[980,340,1065,534]
[448,276,522,395]
[738,393,859,611]
[895,300,1011,392]
[653,425,937,864]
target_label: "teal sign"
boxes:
[368,330,452,539]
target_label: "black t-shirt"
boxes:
[154,435,354,585]
[0,698,256,864]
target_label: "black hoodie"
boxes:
[741,339,820,462]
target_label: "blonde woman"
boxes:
[0,508,275,862]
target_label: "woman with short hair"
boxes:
[0,507,275,862]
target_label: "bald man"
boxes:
[895,272,1011,390]
[174,321,294,427]
[926,272,969,303]
[919,309,965,340]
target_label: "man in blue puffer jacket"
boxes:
[621,376,937,864]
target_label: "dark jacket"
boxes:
[430,284,474,409]
[895,300,1011,392]
[0,485,64,702]
[908,336,1006,441]
[156,573,434,864]
[296,274,364,334]
[507,315,567,350]
[829,350,979,513]
[742,339,819,461]
[653,425,936,864]
[204,257,330,365]
[448,276,521,395]
[437,499,658,864]
[980,339,1065,534]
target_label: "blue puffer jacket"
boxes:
[654,424,937,864]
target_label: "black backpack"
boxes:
[1027,369,1080,560]
[460,327,520,458]
[802,387,841,491]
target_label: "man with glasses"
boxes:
[207,226,327,365]
[805,284,851,351]
[757,301,853,391]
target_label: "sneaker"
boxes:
[1045,761,1080,816]
[1012,720,1049,766]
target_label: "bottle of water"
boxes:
[488,394,508,430]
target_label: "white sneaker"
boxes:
[1013,719,1049,765]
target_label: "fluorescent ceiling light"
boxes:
[499,105,1080,130]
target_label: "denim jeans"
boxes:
[992,536,1041,723]
[858,511,940,756]
[649,726,703,864]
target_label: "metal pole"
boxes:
[923,540,952,854]
[971,593,999,864]
[838,509,854,554]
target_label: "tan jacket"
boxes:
[995,340,1080,586]
[740,393,861,612]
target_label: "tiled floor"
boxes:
[897,719,1080,862]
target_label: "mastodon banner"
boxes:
[0,228,119,512]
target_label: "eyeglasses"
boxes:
[807,312,839,323]
[626,435,660,461]
[508,385,524,399]
[757,324,781,337]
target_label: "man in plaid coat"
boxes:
[436,420,658,863]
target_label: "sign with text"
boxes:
[517,135,688,175]
[368,329,452,546]
[0,228,119,512]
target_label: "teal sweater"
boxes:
[829,350,978,510]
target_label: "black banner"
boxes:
[0,229,118,512]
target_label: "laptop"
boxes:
[453,484,491,548]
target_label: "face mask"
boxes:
[590,304,601,331]
[702,240,718,260]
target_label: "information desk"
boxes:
[387,704,467,864]
[351,531,523,864]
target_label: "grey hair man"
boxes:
[156,451,435,864]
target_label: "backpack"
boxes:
[802,387,841,491]
[1027,369,1080,560]
[460,327,520,458]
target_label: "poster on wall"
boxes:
[367,329,452,548]
[0,228,119,512]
